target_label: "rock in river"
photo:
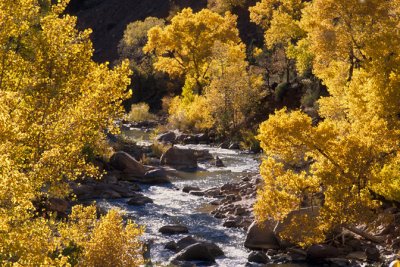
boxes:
[170,242,223,263]
[110,151,145,178]
[160,147,197,170]
[182,186,200,193]
[159,224,189,234]
[248,251,269,264]
[244,221,280,250]
[156,131,176,143]
[126,193,153,206]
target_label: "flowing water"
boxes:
[99,128,310,266]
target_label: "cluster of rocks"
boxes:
[156,130,211,145]
[182,175,261,230]
[155,225,225,265]
[69,151,170,203]
[156,130,241,150]
[182,173,400,266]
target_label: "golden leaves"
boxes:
[255,0,400,245]
[0,1,142,265]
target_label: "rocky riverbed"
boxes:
[50,125,400,267]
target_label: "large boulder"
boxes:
[244,221,280,250]
[171,236,223,258]
[193,150,213,161]
[140,169,170,184]
[159,224,189,235]
[71,182,140,200]
[160,147,197,170]
[171,242,222,263]
[110,151,145,178]
[176,236,198,251]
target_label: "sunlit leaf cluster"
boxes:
[256,0,400,245]
[0,0,143,264]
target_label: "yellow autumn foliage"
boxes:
[256,0,400,246]
[249,0,305,49]
[0,0,143,265]
[204,41,265,136]
[143,7,240,94]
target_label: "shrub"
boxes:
[125,103,156,122]
[80,209,144,267]
[151,141,172,158]
[239,129,261,152]
[168,95,214,132]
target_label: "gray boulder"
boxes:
[159,224,189,235]
[194,150,213,161]
[160,147,197,170]
[172,243,219,262]
[110,151,145,178]
[176,236,198,251]
[244,221,280,250]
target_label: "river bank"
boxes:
[63,124,400,266]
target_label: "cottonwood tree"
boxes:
[249,0,306,82]
[143,8,241,95]
[204,42,265,136]
[256,0,400,246]
[0,0,143,264]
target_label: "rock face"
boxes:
[110,151,145,178]
[126,193,153,206]
[160,147,197,170]
[159,225,189,234]
[244,221,280,250]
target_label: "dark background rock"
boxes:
[159,224,189,234]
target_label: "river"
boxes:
[98,128,311,267]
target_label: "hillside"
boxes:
[67,0,208,62]
[67,0,261,63]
